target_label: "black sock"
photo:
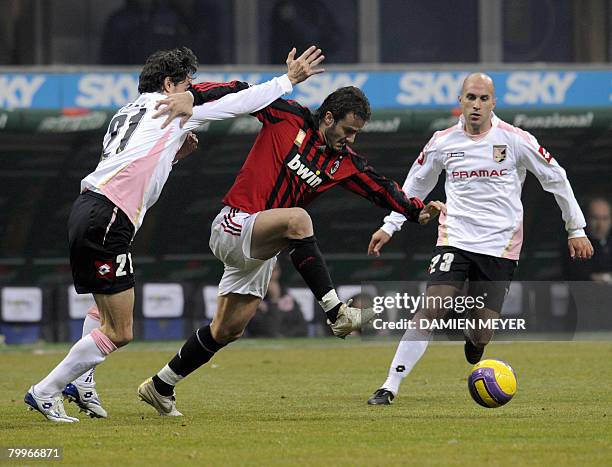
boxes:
[152,325,226,396]
[288,235,339,322]
[326,303,341,323]
[152,375,174,397]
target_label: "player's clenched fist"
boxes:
[568,236,594,260]
[418,200,445,225]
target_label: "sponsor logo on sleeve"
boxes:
[537,146,554,164]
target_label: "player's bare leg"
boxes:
[26,289,133,421]
[251,207,375,337]
[368,285,461,405]
[141,207,375,416]
[210,294,261,343]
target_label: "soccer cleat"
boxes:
[63,383,108,418]
[367,388,395,405]
[464,339,485,364]
[24,387,79,423]
[328,301,377,339]
[137,377,183,416]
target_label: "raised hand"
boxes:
[152,91,195,129]
[286,46,325,85]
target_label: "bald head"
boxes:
[459,72,496,135]
[461,73,495,96]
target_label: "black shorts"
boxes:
[68,191,135,295]
[427,246,518,312]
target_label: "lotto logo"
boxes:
[95,261,114,279]
[538,146,554,164]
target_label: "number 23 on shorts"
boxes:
[429,252,454,274]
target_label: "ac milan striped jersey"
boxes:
[187,93,424,221]
[381,113,586,260]
[80,75,292,232]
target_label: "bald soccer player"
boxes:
[366,73,593,405]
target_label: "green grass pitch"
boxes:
[1,339,611,466]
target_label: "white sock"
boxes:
[381,327,432,396]
[74,305,101,387]
[34,329,116,399]
[157,364,184,387]
[318,289,341,312]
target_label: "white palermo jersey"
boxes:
[382,114,586,260]
[81,74,292,232]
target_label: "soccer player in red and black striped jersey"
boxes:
[140,83,444,415]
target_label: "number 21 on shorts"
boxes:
[116,253,134,277]
[429,252,454,274]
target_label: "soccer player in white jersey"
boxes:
[24,46,325,422]
[366,73,594,405]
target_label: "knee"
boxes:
[114,335,133,348]
[212,325,245,345]
[286,208,313,238]
[105,328,133,348]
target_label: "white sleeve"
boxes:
[517,132,586,238]
[183,74,293,131]
[381,136,443,236]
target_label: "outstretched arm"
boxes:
[380,137,444,237]
[366,138,444,256]
[341,155,443,225]
[368,201,445,256]
[154,46,325,128]
[518,136,593,260]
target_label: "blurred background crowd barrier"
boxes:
[2,280,611,343]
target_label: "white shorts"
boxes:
[209,206,277,299]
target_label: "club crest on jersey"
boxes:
[286,154,323,188]
[330,159,341,175]
[493,145,507,163]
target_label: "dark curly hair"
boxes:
[138,47,198,93]
[314,86,371,123]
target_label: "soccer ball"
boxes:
[467,359,517,408]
